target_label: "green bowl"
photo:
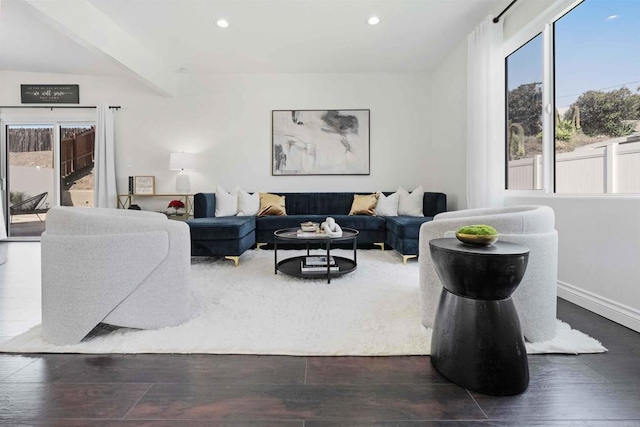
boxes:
[455,232,499,246]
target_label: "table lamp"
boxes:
[169,152,196,193]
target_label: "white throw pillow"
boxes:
[397,186,424,217]
[237,189,260,216]
[215,185,239,217]
[375,192,399,216]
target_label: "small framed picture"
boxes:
[134,176,155,195]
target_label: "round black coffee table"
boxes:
[429,238,530,395]
[274,227,358,284]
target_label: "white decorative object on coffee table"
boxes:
[321,217,343,237]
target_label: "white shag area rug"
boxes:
[0,249,606,355]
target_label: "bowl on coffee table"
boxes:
[301,222,319,232]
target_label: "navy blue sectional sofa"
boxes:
[186,191,447,265]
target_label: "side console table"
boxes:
[117,193,194,219]
[429,238,530,395]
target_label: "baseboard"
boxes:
[558,280,640,333]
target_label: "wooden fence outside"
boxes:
[61,128,95,177]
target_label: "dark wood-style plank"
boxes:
[306,421,640,427]
[472,383,640,421]
[125,383,485,421]
[0,420,303,427]
[527,354,611,385]
[306,356,449,385]
[0,383,151,419]
[2,354,306,385]
[0,355,36,381]
[306,422,640,427]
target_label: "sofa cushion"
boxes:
[349,193,378,216]
[191,231,255,257]
[259,193,287,216]
[398,186,424,217]
[375,191,399,216]
[279,193,355,215]
[237,189,260,216]
[386,216,434,239]
[186,217,255,240]
[215,186,239,217]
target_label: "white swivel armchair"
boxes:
[41,206,192,345]
[419,205,558,342]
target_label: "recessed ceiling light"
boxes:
[179,67,189,73]
[367,16,380,26]
[216,19,229,28]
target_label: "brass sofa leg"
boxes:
[256,243,267,250]
[373,242,385,251]
[402,255,417,265]
[225,256,240,267]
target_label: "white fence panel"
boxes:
[10,166,54,203]
[617,144,640,194]
[508,158,534,190]
[508,140,640,194]
[508,155,542,190]
[556,148,605,194]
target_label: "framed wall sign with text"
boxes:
[134,176,155,195]
[21,85,80,104]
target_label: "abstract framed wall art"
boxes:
[272,109,370,175]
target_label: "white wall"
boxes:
[506,195,640,332]
[429,41,468,211]
[1,70,434,210]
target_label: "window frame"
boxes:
[504,0,584,195]
[0,110,95,236]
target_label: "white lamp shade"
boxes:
[169,152,196,170]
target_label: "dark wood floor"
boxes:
[1,242,640,425]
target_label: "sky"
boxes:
[507,0,640,108]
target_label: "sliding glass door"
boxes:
[6,124,54,237]
[2,121,95,238]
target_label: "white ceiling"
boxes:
[1,0,499,82]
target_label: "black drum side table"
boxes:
[429,238,530,395]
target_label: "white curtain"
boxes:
[466,16,505,209]
[0,197,6,240]
[94,105,117,208]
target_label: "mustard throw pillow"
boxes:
[258,193,287,216]
[349,193,379,216]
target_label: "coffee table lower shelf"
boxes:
[276,256,357,282]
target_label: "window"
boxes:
[505,0,640,194]
[506,34,543,190]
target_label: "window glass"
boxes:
[554,0,640,194]
[60,125,95,206]
[6,125,53,237]
[506,34,544,190]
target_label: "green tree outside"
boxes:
[567,87,640,137]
